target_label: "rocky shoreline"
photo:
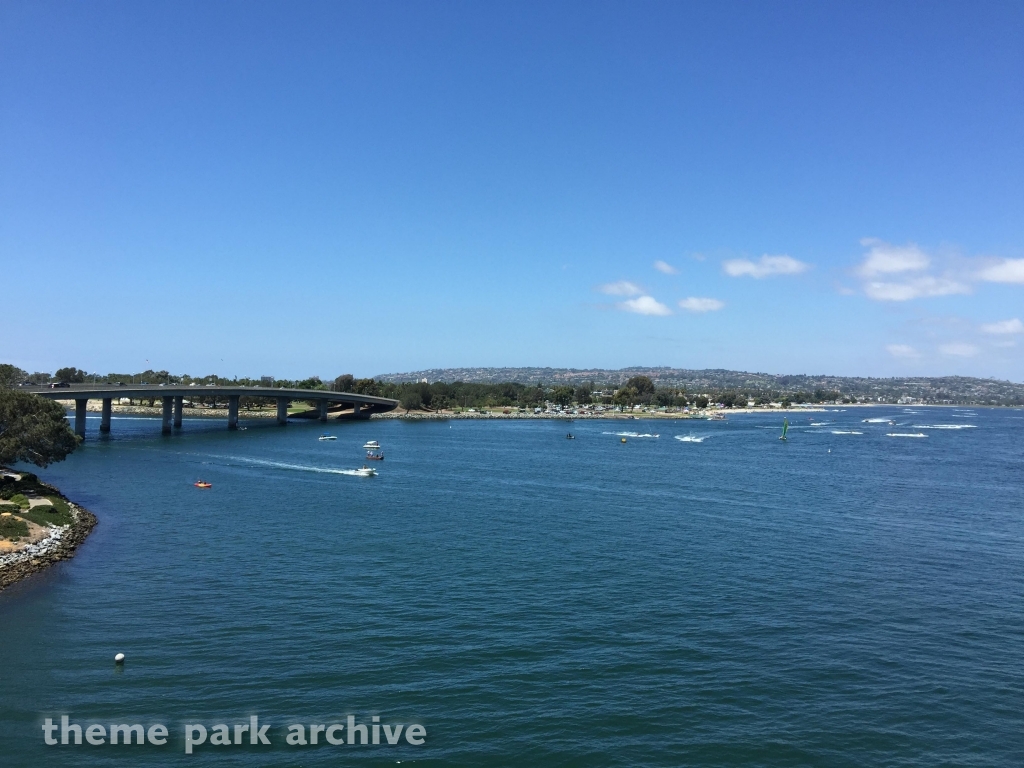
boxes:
[0,477,97,593]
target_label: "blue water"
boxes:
[1,408,1023,766]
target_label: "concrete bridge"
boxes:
[23,385,399,438]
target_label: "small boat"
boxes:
[354,466,377,477]
[362,440,380,450]
[566,433,575,440]
[318,434,337,441]
[779,418,789,441]
[194,480,212,489]
[366,451,384,461]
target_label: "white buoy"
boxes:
[114,653,125,664]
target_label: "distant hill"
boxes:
[375,367,1024,405]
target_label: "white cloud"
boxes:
[678,297,724,313]
[619,296,672,316]
[597,281,643,296]
[978,258,1024,284]
[857,238,930,277]
[653,260,677,275]
[886,344,921,359]
[863,276,971,301]
[723,254,809,278]
[981,318,1024,335]
[939,343,979,357]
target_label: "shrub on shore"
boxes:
[46,496,70,515]
[0,472,45,499]
[0,514,29,541]
[19,505,72,527]
[9,493,29,510]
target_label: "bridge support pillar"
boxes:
[276,397,289,425]
[352,401,361,418]
[75,399,88,438]
[228,396,239,430]
[318,400,328,422]
[173,396,183,428]
[162,396,173,434]
[100,398,112,433]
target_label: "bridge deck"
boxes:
[20,385,399,437]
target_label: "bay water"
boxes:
[1,408,1022,765]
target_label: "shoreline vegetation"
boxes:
[60,399,847,421]
[6,365,1022,409]
[0,470,97,593]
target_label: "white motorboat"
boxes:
[347,466,377,477]
[318,434,337,441]
[362,440,380,450]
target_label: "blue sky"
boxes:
[2,1,1022,381]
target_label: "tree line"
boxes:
[0,364,854,412]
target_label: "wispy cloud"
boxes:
[978,258,1024,284]
[678,297,724,313]
[886,344,921,359]
[653,260,677,275]
[981,318,1024,335]
[619,296,672,316]
[723,254,809,278]
[858,238,930,277]
[939,343,979,357]
[597,281,643,296]
[863,276,970,301]
[856,239,970,301]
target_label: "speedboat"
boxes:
[362,440,380,450]
[194,481,212,489]
[318,434,337,441]
[353,466,377,477]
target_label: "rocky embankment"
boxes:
[0,475,97,593]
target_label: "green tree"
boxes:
[400,390,423,411]
[0,364,27,389]
[0,391,80,468]
[695,395,710,409]
[55,367,86,384]
[574,382,593,404]
[333,374,355,392]
[613,386,639,406]
[552,386,575,406]
[625,376,655,397]
[654,388,677,407]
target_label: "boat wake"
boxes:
[831,430,863,435]
[863,418,893,423]
[203,454,368,476]
[886,433,928,438]
[604,431,659,438]
[912,424,977,430]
